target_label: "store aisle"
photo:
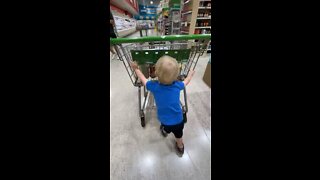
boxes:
[110,30,211,180]
[126,29,159,38]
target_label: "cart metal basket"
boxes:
[110,34,211,127]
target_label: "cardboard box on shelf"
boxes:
[203,58,211,88]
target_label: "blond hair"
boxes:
[155,55,180,85]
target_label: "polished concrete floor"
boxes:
[110,29,211,180]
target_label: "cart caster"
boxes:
[141,117,145,127]
[183,112,187,123]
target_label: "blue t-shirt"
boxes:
[146,80,185,125]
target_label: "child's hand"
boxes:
[189,70,195,77]
[184,70,195,86]
[130,61,139,70]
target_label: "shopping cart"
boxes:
[110,34,211,127]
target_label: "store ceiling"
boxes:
[138,0,161,7]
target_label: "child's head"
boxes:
[155,55,180,85]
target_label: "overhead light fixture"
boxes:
[150,1,153,4]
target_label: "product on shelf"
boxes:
[113,15,136,32]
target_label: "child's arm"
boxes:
[183,70,195,86]
[130,61,148,86]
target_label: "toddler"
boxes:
[130,55,195,155]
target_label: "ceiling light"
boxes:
[150,1,153,4]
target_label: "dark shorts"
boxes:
[162,121,184,138]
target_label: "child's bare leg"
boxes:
[176,138,184,148]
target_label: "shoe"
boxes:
[160,125,168,137]
[176,142,184,155]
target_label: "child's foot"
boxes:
[160,125,168,137]
[176,142,184,155]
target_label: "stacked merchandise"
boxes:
[162,8,170,35]
[169,10,181,35]
[195,0,211,52]
[113,14,137,37]
[114,16,136,31]
[194,0,211,35]
[181,0,193,34]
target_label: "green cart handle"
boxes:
[110,34,211,45]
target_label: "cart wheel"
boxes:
[141,117,145,127]
[183,113,187,123]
